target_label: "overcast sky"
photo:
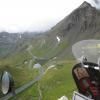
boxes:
[0,0,98,33]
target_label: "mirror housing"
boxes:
[1,71,14,95]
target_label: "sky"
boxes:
[0,0,99,33]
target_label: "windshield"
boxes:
[72,40,100,64]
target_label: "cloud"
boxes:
[0,0,100,33]
[93,0,100,9]
[86,0,100,9]
[94,0,100,4]
[0,0,84,33]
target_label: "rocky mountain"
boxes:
[48,1,100,43]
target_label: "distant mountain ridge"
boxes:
[0,32,39,58]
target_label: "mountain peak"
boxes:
[79,1,92,8]
[50,1,100,39]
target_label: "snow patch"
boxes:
[56,36,61,43]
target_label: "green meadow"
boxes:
[0,34,76,99]
[13,61,77,100]
[0,50,38,97]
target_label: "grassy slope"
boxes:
[0,50,38,97]
[13,61,77,100]
[40,62,76,100]
[0,65,38,97]
[29,38,68,59]
[0,35,71,100]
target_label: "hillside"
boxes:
[48,1,100,43]
[43,1,100,59]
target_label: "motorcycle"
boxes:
[72,40,100,100]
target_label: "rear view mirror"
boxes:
[1,71,14,95]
